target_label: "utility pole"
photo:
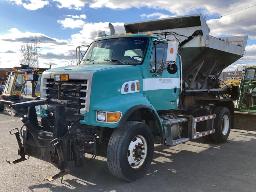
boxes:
[20,39,40,97]
[20,39,39,68]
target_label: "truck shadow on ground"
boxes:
[28,129,256,192]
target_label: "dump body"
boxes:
[125,15,247,89]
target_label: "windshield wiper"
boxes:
[84,59,94,62]
[104,59,126,65]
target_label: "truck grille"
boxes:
[45,79,88,114]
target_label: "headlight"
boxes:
[96,111,122,123]
[96,111,106,122]
[54,74,60,81]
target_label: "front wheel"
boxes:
[210,107,232,143]
[107,121,154,181]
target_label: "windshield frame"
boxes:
[81,36,150,66]
[245,68,256,80]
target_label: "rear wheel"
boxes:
[107,121,154,181]
[0,103,3,112]
[210,107,232,143]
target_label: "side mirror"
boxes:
[76,45,89,65]
[167,62,178,74]
[151,40,167,74]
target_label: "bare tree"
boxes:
[20,40,39,68]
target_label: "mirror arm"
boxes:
[76,45,90,66]
[154,45,157,73]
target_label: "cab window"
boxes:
[151,42,168,70]
[14,74,24,92]
[245,69,256,80]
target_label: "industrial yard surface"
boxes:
[0,113,256,192]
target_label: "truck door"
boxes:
[143,40,181,110]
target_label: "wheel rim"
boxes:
[127,135,148,169]
[222,114,230,135]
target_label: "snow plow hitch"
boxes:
[6,127,27,164]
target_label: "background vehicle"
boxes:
[9,15,247,181]
[238,67,256,112]
[0,66,46,115]
[233,66,256,130]
[0,68,12,95]
[0,85,3,95]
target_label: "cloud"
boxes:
[66,14,87,19]
[0,22,126,68]
[0,28,74,68]
[0,50,16,53]
[246,44,256,55]
[1,28,67,45]
[3,0,256,70]
[57,15,87,29]
[88,0,252,15]
[40,52,74,60]
[87,0,256,40]
[70,22,125,45]
[53,0,86,10]
[9,0,49,10]
[223,44,256,71]
[0,52,22,68]
[207,6,256,39]
[57,18,85,29]
[243,44,256,62]
[140,12,171,19]
[9,0,85,10]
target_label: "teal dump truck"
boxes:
[9,15,247,181]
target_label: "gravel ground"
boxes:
[0,113,256,192]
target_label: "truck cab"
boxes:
[40,34,180,127]
[9,15,247,181]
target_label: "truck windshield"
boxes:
[81,37,148,65]
[245,69,256,80]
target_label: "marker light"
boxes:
[131,82,135,91]
[136,81,140,91]
[124,83,129,93]
[60,74,69,81]
[169,48,174,54]
[121,80,140,94]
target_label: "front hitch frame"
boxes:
[6,127,27,164]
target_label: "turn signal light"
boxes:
[107,112,122,123]
[60,74,69,81]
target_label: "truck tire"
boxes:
[0,103,3,112]
[210,107,232,143]
[107,121,154,181]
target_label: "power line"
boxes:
[220,3,256,18]
[177,2,256,19]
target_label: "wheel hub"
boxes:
[127,135,147,169]
[222,114,230,135]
